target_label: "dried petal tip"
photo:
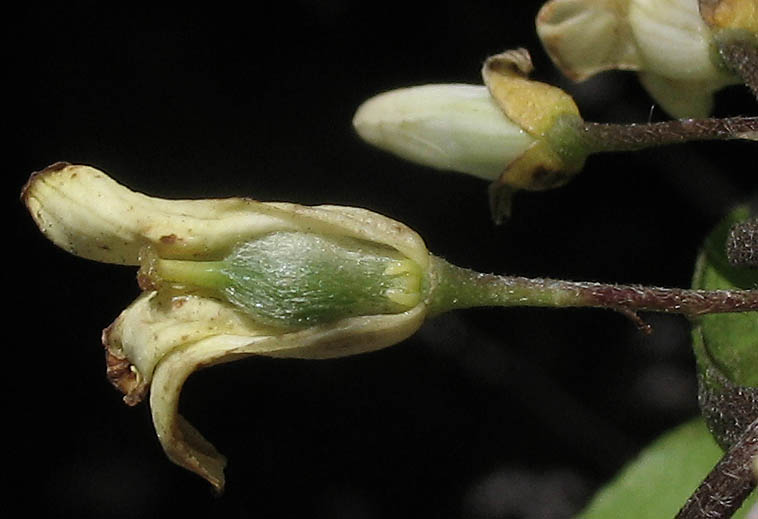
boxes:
[481,49,587,223]
[102,325,146,406]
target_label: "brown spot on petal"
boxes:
[160,233,179,244]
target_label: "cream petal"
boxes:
[102,290,277,402]
[353,84,535,181]
[537,0,641,81]
[629,0,725,81]
[103,289,426,491]
[22,163,429,269]
[636,71,732,118]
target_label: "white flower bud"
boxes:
[353,84,535,181]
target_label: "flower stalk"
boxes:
[700,0,758,99]
[715,36,758,100]
[578,115,758,153]
[427,256,758,324]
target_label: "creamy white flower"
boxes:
[353,84,535,181]
[23,163,430,492]
[537,0,740,117]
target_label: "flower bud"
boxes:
[537,0,741,117]
[354,49,588,222]
[353,83,535,181]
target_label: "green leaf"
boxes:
[582,215,758,519]
[692,206,758,387]
[577,418,756,519]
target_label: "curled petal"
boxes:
[537,0,640,81]
[481,49,581,136]
[105,290,426,491]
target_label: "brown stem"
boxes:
[675,418,758,519]
[567,283,758,317]
[580,117,758,154]
[718,39,758,102]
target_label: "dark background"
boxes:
[6,2,757,518]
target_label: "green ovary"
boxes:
[142,232,423,329]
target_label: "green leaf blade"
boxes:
[578,418,756,519]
